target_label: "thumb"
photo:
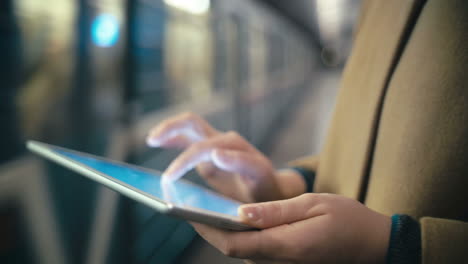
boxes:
[238,194,323,229]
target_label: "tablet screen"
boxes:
[51,148,241,217]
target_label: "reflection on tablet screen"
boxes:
[52,148,241,217]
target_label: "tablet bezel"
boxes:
[26,140,253,231]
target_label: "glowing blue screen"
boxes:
[53,148,240,217]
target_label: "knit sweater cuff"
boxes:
[387,214,421,264]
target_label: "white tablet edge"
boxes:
[26,140,171,213]
[26,140,254,231]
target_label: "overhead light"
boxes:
[316,0,344,40]
[91,14,120,47]
[163,0,210,15]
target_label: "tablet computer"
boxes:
[27,140,252,231]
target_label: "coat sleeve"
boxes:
[420,217,468,264]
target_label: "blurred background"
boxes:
[0,0,361,263]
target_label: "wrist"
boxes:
[372,213,392,264]
[274,169,307,199]
[356,212,391,264]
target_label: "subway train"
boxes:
[0,0,330,263]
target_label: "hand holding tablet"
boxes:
[27,113,303,231]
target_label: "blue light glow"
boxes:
[91,14,120,47]
[53,148,241,217]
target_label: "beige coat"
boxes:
[291,0,468,262]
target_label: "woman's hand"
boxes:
[146,112,303,202]
[192,193,391,264]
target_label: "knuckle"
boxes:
[188,141,207,152]
[228,150,242,160]
[183,112,205,126]
[181,111,196,120]
[268,202,283,222]
[160,121,175,132]
[197,162,218,179]
[158,117,180,132]
[317,203,333,214]
[225,131,248,144]
[154,119,170,130]
[300,193,318,204]
[225,130,240,138]
[315,198,334,213]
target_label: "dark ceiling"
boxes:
[259,0,319,45]
[260,1,316,32]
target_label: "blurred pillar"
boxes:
[0,0,24,163]
[70,0,94,150]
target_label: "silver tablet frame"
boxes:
[27,140,252,231]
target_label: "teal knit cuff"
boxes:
[386,214,421,264]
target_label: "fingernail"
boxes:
[161,173,174,184]
[239,205,261,223]
[146,137,160,147]
[161,173,175,183]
